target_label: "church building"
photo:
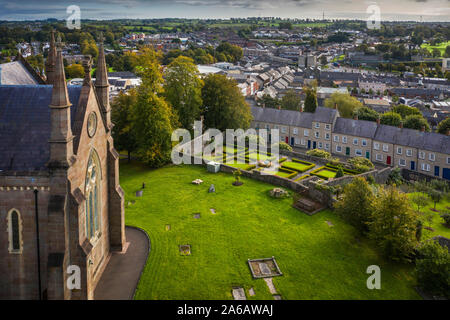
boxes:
[0,31,126,300]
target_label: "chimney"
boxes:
[376,117,380,125]
[446,129,450,136]
[278,105,281,110]
[48,49,73,168]
[399,121,403,129]
[334,103,338,110]
[45,29,57,85]
[353,114,358,120]
[95,33,111,132]
[421,125,425,132]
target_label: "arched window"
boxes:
[7,209,22,254]
[85,150,102,240]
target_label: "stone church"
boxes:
[0,31,126,300]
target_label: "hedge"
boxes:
[276,167,298,179]
[325,163,359,175]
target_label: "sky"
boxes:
[0,0,449,21]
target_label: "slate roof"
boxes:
[312,107,338,124]
[0,85,82,171]
[0,61,40,85]
[334,118,378,138]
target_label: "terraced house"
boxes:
[251,106,450,180]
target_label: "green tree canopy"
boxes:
[368,186,418,262]
[334,177,374,234]
[380,112,402,127]
[303,87,317,113]
[403,114,430,132]
[324,92,362,118]
[437,117,450,135]
[65,63,84,79]
[164,55,203,132]
[355,106,380,122]
[201,73,252,131]
[392,104,421,119]
[280,89,301,111]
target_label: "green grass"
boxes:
[281,160,315,173]
[310,166,338,179]
[246,151,274,162]
[421,41,450,57]
[121,162,420,300]
[407,192,450,240]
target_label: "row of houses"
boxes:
[251,106,450,180]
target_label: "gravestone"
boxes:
[208,184,215,193]
[210,208,216,214]
[232,287,246,300]
[248,288,255,296]
[193,213,201,219]
[273,294,282,300]
[207,161,221,173]
[326,220,334,227]
[136,190,143,197]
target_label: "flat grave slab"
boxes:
[273,294,282,300]
[248,257,282,279]
[193,213,201,219]
[210,208,216,214]
[232,287,246,300]
[248,287,255,296]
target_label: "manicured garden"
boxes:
[121,162,420,300]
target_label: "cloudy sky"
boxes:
[0,0,449,21]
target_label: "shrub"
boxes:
[273,141,293,152]
[387,168,404,185]
[415,240,450,298]
[278,157,287,163]
[348,157,374,173]
[441,212,450,226]
[366,175,375,184]
[328,157,341,166]
[335,166,344,178]
[306,149,331,159]
[245,164,256,171]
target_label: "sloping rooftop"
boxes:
[312,107,338,124]
[0,85,82,171]
[334,118,378,138]
[0,61,40,85]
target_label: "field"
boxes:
[121,162,420,300]
[421,41,450,57]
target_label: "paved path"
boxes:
[94,226,150,300]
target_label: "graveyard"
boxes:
[120,162,421,300]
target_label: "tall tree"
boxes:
[356,107,380,122]
[131,49,179,167]
[403,114,430,131]
[201,73,252,131]
[280,89,301,111]
[303,87,317,113]
[392,104,421,119]
[164,56,203,132]
[111,89,138,162]
[437,117,450,135]
[368,186,418,262]
[334,177,374,234]
[325,92,363,118]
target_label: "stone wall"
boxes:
[401,168,450,186]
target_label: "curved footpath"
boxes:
[94,226,150,300]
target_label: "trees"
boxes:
[131,49,179,167]
[201,73,252,131]
[260,94,280,109]
[368,186,418,262]
[164,56,203,132]
[334,177,374,234]
[411,193,429,213]
[355,107,380,122]
[348,157,374,173]
[280,89,301,111]
[303,87,317,113]
[392,104,421,119]
[403,114,430,131]
[65,63,84,79]
[380,111,402,127]
[437,117,450,135]
[324,92,363,118]
[415,240,450,298]
[111,89,138,162]
[216,41,243,63]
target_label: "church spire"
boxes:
[48,47,74,168]
[95,32,112,132]
[45,29,57,85]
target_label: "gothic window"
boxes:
[85,150,102,240]
[8,209,22,254]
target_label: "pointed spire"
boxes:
[95,32,109,88]
[50,49,71,108]
[45,29,57,85]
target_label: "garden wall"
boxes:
[280,150,330,166]
[401,168,450,186]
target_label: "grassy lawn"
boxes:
[121,162,420,300]
[246,151,275,162]
[421,40,450,57]
[311,167,338,179]
[407,192,450,240]
[282,161,315,172]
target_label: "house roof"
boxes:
[0,85,82,171]
[334,118,378,138]
[312,107,338,123]
[0,61,40,85]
